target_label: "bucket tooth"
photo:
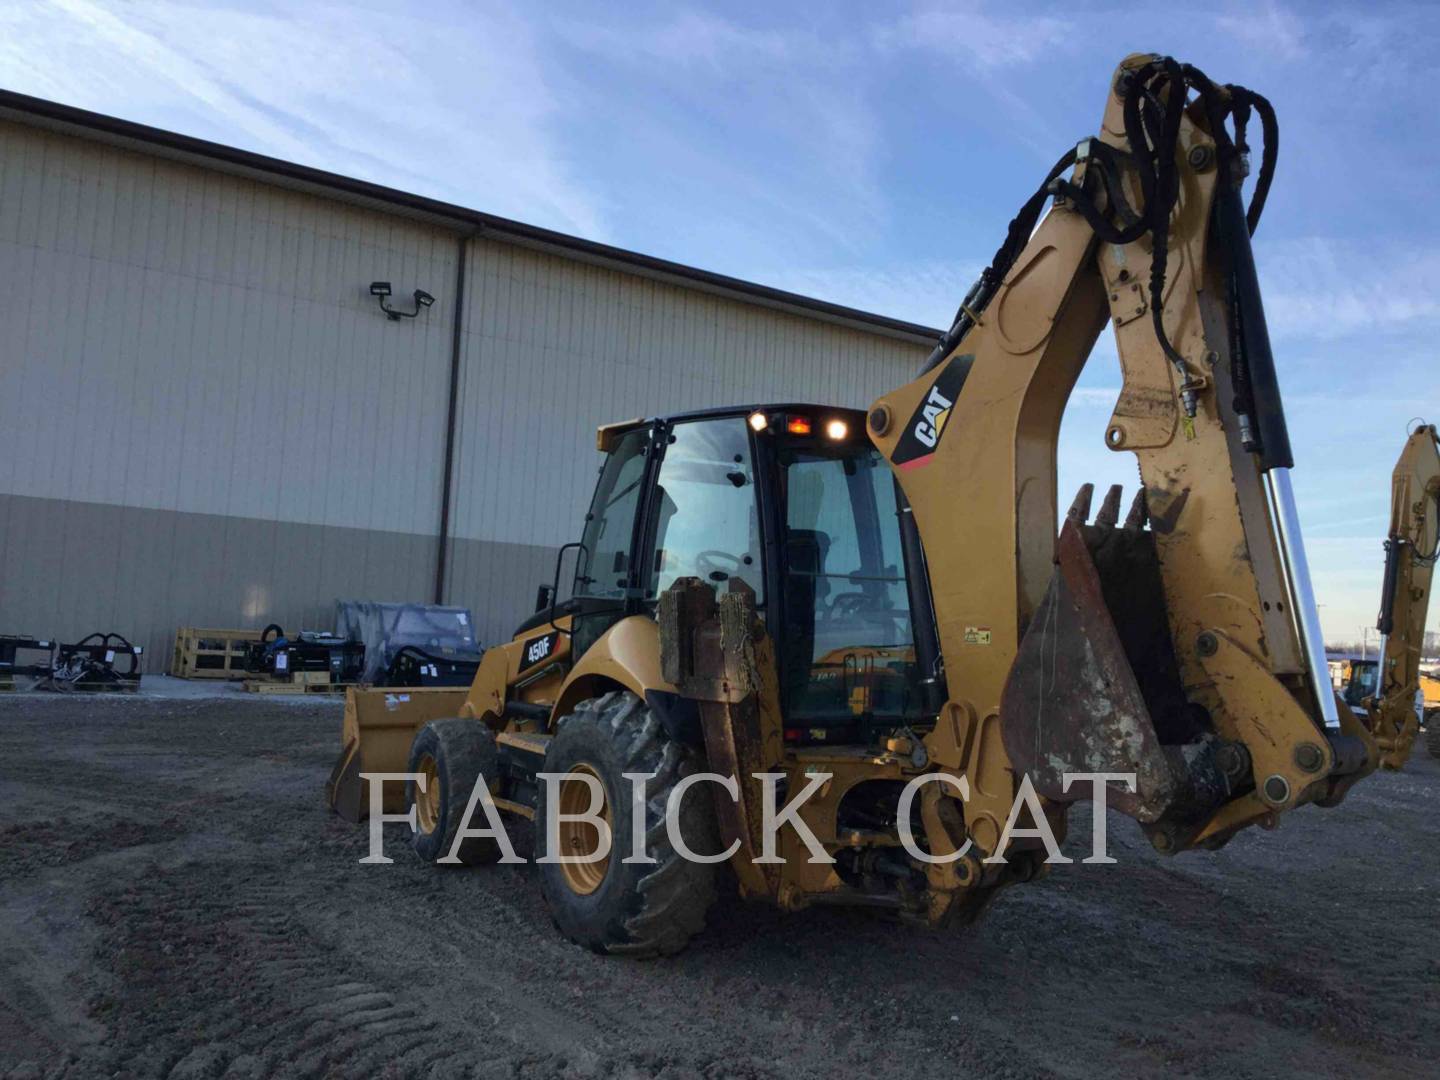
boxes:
[1124,487,1149,531]
[1095,484,1123,528]
[1066,483,1095,524]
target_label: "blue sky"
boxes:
[3,0,1436,643]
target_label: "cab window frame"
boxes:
[636,415,772,621]
[555,423,663,656]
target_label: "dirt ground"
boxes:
[0,693,1436,1080]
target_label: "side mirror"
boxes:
[534,584,555,613]
[549,541,588,635]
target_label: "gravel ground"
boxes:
[0,692,1436,1079]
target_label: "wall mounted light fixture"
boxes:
[370,281,435,321]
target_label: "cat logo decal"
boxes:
[890,354,974,470]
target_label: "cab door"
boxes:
[639,417,766,608]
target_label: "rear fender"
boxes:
[552,615,674,721]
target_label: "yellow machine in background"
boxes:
[328,55,1395,956]
[1363,423,1440,765]
[1427,672,1440,759]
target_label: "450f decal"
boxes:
[518,630,560,673]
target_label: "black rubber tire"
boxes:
[536,691,719,957]
[406,718,503,865]
[1427,717,1440,760]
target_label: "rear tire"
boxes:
[536,691,719,957]
[406,718,503,865]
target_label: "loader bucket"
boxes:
[325,687,470,822]
[1001,490,1228,824]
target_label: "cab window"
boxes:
[575,428,648,601]
[779,442,919,732]
[647,418,764,601]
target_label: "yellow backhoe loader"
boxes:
[327,55,1391,955]
[1364,423,1440,766]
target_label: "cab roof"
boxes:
[596,403,866,450]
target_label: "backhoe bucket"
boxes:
[1001,489,1227,824]
[326,687,469,821]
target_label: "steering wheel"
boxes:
[828,592,878,618]
[695,550,744,583]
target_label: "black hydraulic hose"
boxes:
[1376,538,1401,635]
[1227,262,1257,450]
[890,57,1293,727]
[1237,88,1279,235]
[1213,179,1292,470]
[926,57,1281,398]
[919,146,1080,376]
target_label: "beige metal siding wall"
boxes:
[0,113,926,668]
[0,119,459,665]
[444,242,923,645]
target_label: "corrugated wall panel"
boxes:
[446,241,921,646]
[0,120,460,663]
[0,115,928,667]
[0,120,458,534]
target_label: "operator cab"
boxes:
[547,404,924,747]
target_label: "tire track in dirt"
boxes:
[84,862,532,1078]
[2,696,1437,1079]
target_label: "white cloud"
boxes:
[760,259,981,328]
[1216,1,1307,61]
[879,4,1073,70]
[872,3,1078,157]
[556,9,805,70]
[551,8,885,253]
[1258,236,1440,341]
[0,0,606,238]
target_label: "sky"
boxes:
[2,0,1436,644]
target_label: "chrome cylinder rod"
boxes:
[1265,467,1341,730]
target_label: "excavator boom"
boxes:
[1367,423,1440,767]
[867,54,1374,858]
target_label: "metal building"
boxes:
[0,91,937,668]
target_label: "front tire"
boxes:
[406,718,503,865]
[536,691,719,957]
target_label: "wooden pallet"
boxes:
[242,673,353,696]
[172,627,264,680]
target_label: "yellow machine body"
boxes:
[326,54,1399,940]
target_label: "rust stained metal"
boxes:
[1145,487,1190,535]
[1001,520,1179,822]
[658,577,778,898]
